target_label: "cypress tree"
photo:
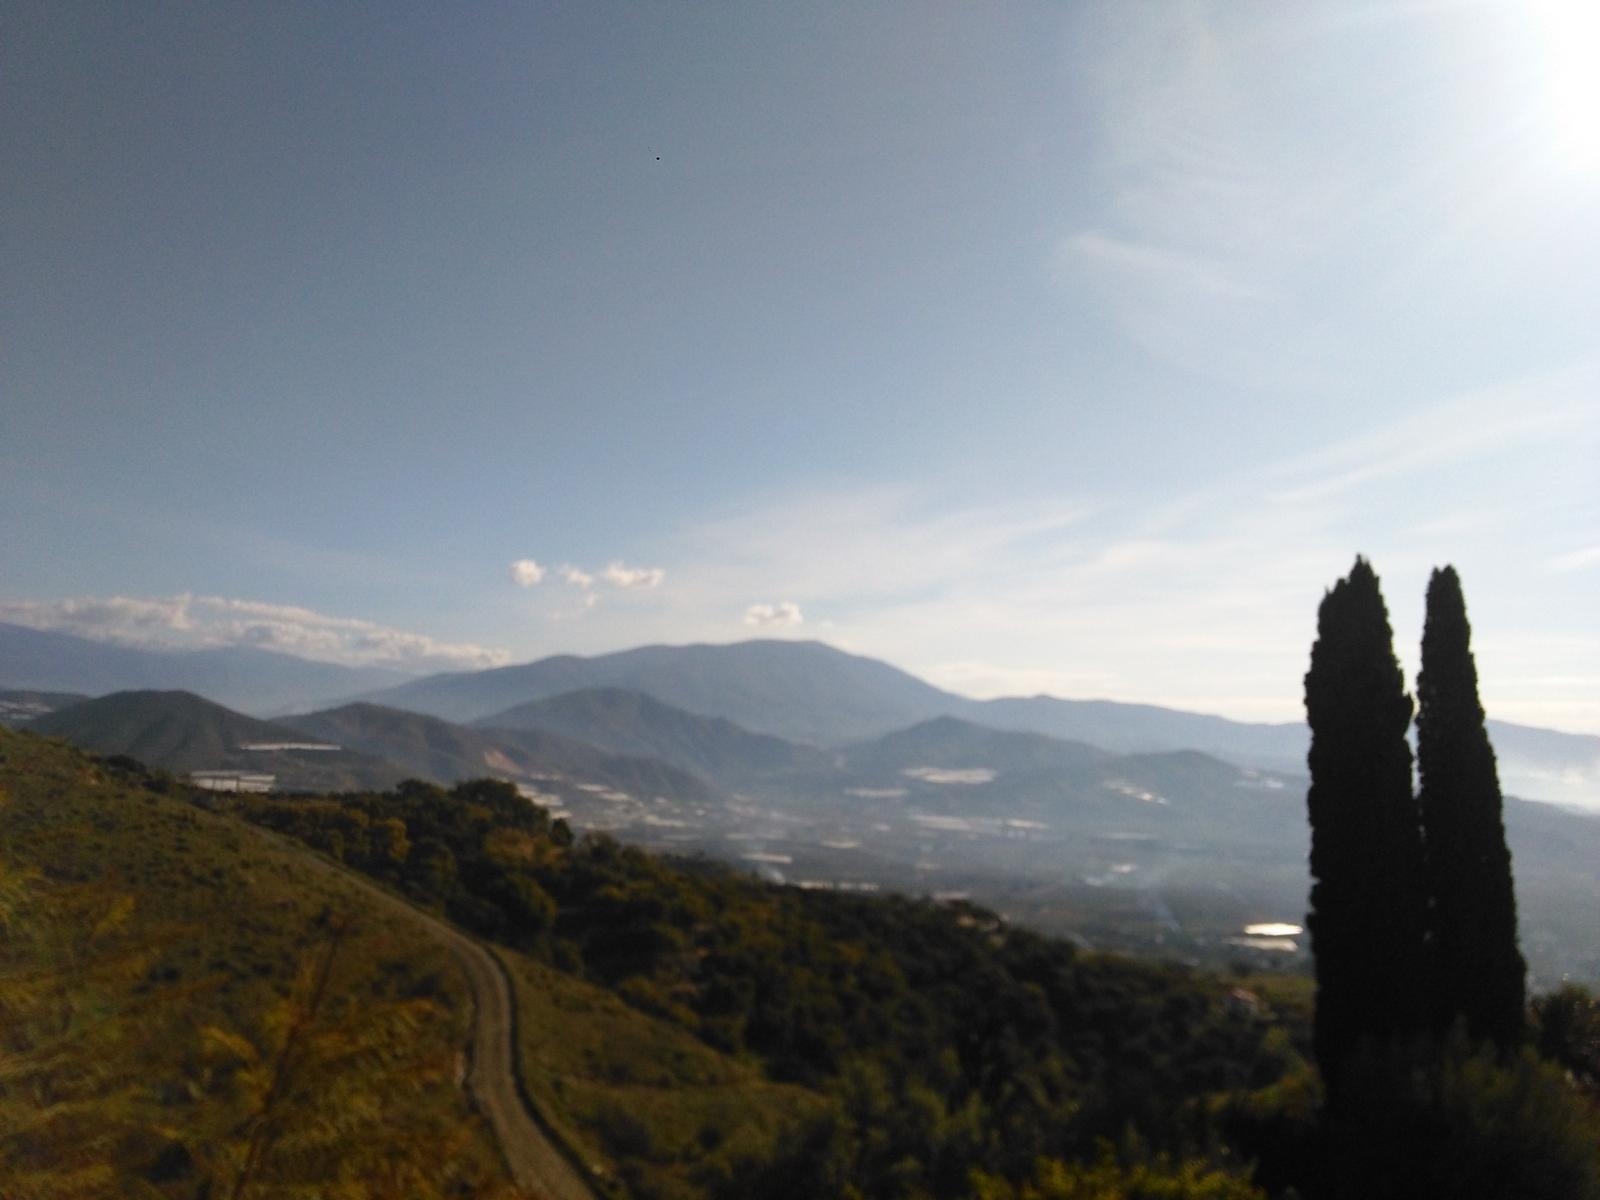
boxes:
[1304,557,1429,1101]
[1417,565,1525,1049]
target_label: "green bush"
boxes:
[1321,1035,1600,1200]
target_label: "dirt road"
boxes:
[330,868,598,1200]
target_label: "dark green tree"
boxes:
[1304,557,1429,1103]
[1417,565,1525,1049]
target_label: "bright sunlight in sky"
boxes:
[1527,0,1600,172]
[3,2,1598,732]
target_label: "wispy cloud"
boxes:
[527,561,663,591]
[558,565,595,588]
[744,601,803,628]
[1061,231,1266,303]
[682,485,1090,605]
[0,594,508,672]
[629,444,1593,729]
[1264,361,1596,506]
[602,562,665,590]
[1057,7,1368,391]
[509,558,664,621]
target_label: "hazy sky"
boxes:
[4,2,1597,731]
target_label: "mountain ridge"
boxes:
[10,628,1596,808]
[284,701,718,805]
[477,686,837,784]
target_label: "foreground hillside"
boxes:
[0,728,514,1197]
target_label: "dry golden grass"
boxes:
[0,729,519,1198]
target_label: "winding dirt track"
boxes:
[329,868,598,1200]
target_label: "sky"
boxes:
[4,2,1598,732]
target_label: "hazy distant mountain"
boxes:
[285,702,717,805]
[31,690,405,792]
[970,696,1307,768]
[831,717,1293,841]
[365,639,955,743]
[1479,721,1600,811]
[971,697,1600,810]
[0,622,416,715]
[352,637,1597,809]
[478,687,835,785]
[0,688,89,727]
[842,715,1112,776]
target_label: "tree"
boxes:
[1303,557,1428,1103]
[1417,565,1525,1049]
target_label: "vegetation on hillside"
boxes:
[236,776,1300,1197]
[0,730,514,1198]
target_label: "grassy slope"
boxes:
[0,728,822,1200]
[503,951,823,1200]
[0,728,514,1198]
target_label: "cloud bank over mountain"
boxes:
[0,594,507,673]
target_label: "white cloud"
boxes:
[744,601,804,628]
[1263,362,1595,507]
[684,485,1089,605]
[0,593,507,672]
[602,561,665,589]
[558,565,595,588]
[510,559,545,587]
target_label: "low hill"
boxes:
[0,727,513,1197]
[31,690,406,792]
[286,701,718,805]
[479,687,836,785]
[843,714,1112,776]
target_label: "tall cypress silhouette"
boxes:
[1417,565,1525,1049]
[1304,557,1428,1101]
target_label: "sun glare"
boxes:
[1528,0,1600,172]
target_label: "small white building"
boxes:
[190,770,276,793]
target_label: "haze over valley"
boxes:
[8,628,1599,987]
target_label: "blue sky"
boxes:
[4,2,1597,731]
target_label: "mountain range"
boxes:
[5,623,1597,810]
[366,640,1600,811]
